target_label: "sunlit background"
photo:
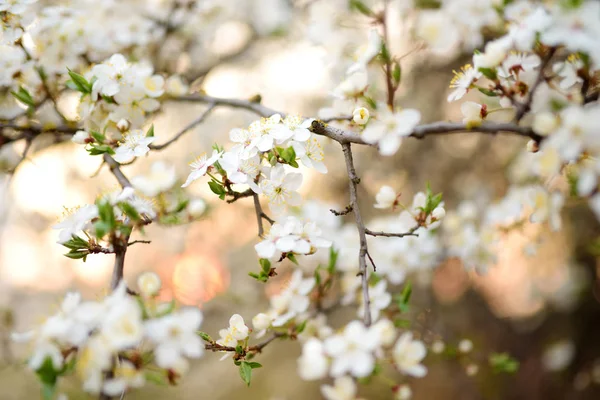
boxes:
[1,1,600,399]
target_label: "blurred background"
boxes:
[1,0,600,399]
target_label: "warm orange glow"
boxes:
[172,253,229,306]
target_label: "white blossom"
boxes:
[113,130,156,163]
[374,185,397,209]
[324,321,380,378]
[181,150,222,188]
[362,108,421,156]
[393,332,427,378]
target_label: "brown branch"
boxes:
[365,225,419,238]
[128,240,151,246]
[149,104,216,150]
[252,193,274,237]
[380,1,396,111]
[226,188,254,203]
[515,47,557,122]
[330,205,353,216]
[341,142,372,326]
[103,154,132,188]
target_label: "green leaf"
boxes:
[392,62,402,85]
[247,362,262,369]
[94,221,110,239]
[477,87,499,97]
[380,42,391,64]
[349,0,374,16]
[146,124,155,137]
[394,318,411,328]
[363,96,377,109]
[278,146,298,168]
[67,68,92,94]
[97,199,116,228]
[90,131,106,143]
[119,202,141,222]
[489,352,520,374]
[208,181,226,197]
[61,235,90,250]
[197,331,213,342]
[287,253,299,265]
[259,258,271,274]
[64,249,89,260]
[144,370,168,386]
[327,247,339,273]
[36,357,59,399]
[296,320,308,334]
[87,144,115,156]
[11,86,35,107]
[396,281,412,313]
[239,361,253,386]
[478,67,498,81]
[235,345,244,355]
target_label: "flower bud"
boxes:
[431,206,445,220]
[374,185,397,209]
[72,130,90,144]
[395,384,412,400]
[166,75,189,97]
[458,339,473,353]
[431,340,445,354]
[187,199,206,217]
[116,119,130,132]
[137,271,161,297]
[252,313,272,331]
[526,139,539,153]
[353,107,369,125]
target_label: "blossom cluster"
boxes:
[12,274,204,397]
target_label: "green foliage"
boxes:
[392,62,402,86]
[94,199,116,238]
[560,0,583,9]
[90,131,106,143]
[119,202,141,222]
[146,124,155,137]
[11,86,35,108]
[489,352,520,374]
[66,69,93,94]
[208,180,226,200]
[197,331,213,342]
[327,247,339,274]
[238,361,262,386]
[478,67,498,81]
[348,0,374,16]
[422,183,443,215]
[395,281,412,313]
[87,143,115,156]
[380,42,391,64]
[478,87,499,97]
[249,259,273,282]
[277,146,299,168]
[145,370,168,386]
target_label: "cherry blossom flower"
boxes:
[181,149,222,188]
[258,165,303,214]
[297,338,329,380]
[113,129,156,163]
[53,205,98,243]
[393,332,427,377]
[447,64,482,102]
[374,185,397,209]
[216,314,249,347]
[353,107,369,125]
[324,321,380,378]
[362,108,421,156]
[321,376,358,400]
[144,307,204,369]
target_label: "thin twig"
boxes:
[252,193,269,237]
[149,104,216,150]
[365,226,419,238]
[128,240,151,246]
[340,142,372,326]
[515,47,556,122]
[103,154,132,188]
[330,205,353,216]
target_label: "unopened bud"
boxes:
[137,271,161,297]
[353,107,370,125]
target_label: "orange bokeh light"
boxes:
[171,253,230,306]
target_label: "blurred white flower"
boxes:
[393,332,427,377]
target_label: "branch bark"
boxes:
[341,142,372,326]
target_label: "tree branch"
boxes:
[252,193,273,237]
[340,142,372,326]
[515,47,556,122]
[102,154,132,188]
[172,94,277,118]
[365,226,419,238]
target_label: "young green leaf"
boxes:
[239,361,253,386]
[11,86,35,107]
